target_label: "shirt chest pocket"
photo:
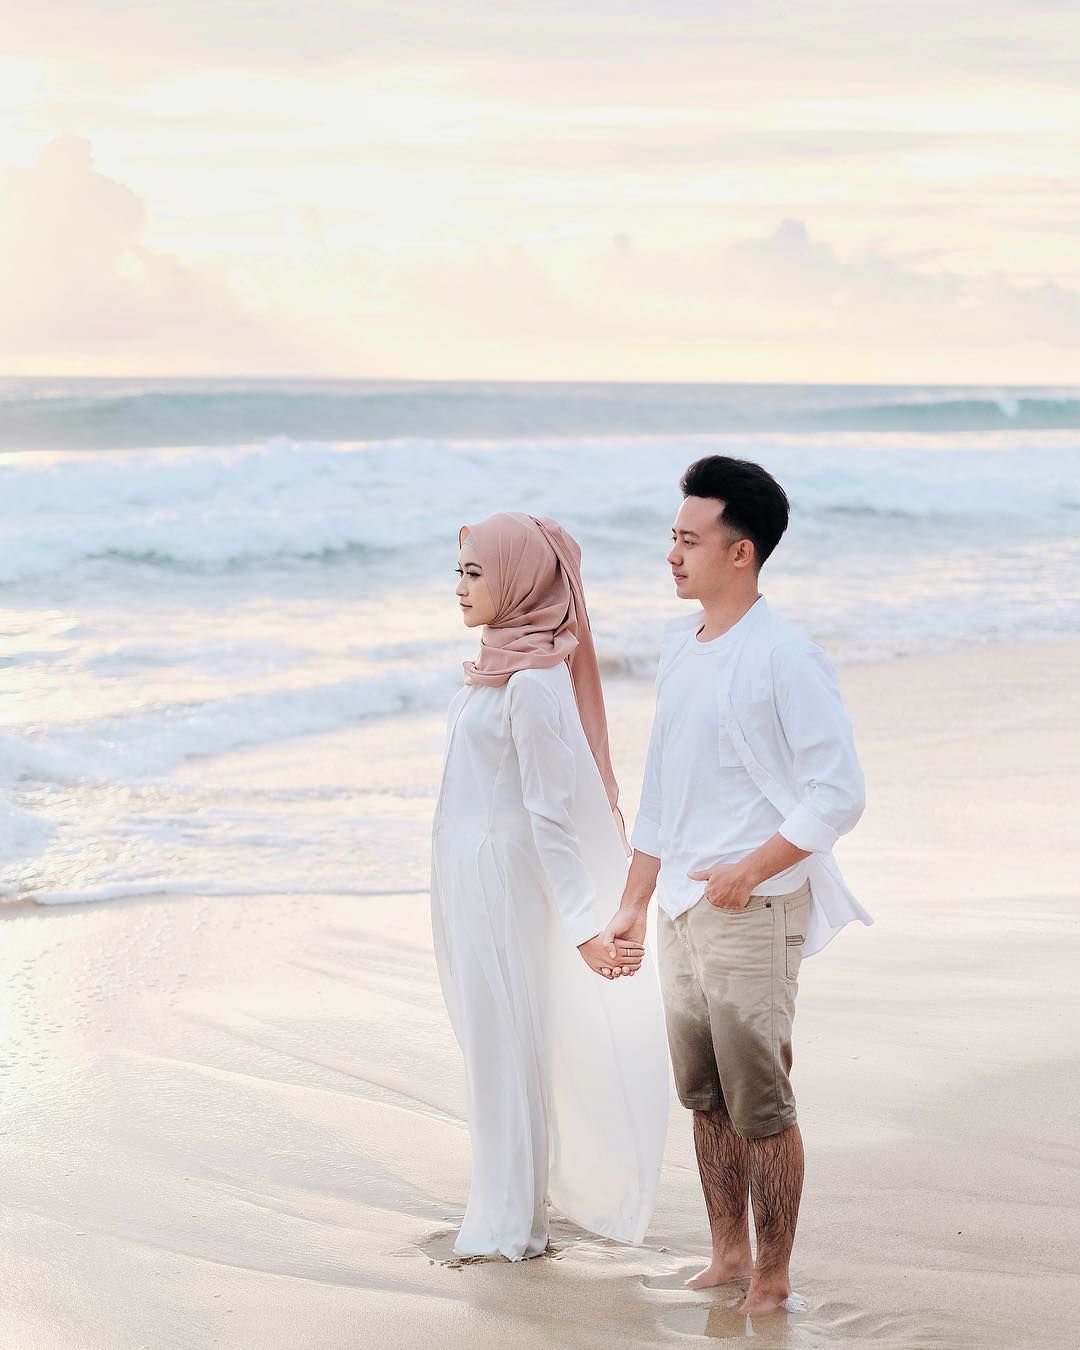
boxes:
[716,721,744,767]
[717,688,775,771]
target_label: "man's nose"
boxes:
[666,546,680,565]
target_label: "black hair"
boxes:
[679,455,790,570]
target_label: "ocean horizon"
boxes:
[4,376,1080,451]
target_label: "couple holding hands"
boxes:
[429,454,870,1317]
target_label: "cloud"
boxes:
[3,1,1080,101]
[1,2,1075,72]
[2,138,1078,380]
[724,218,1080,347]
[356,217,1080,380]
[594,218,1080,354]
[0,136,321,372]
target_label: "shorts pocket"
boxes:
[783,900,809,980]
[699,892,771,915]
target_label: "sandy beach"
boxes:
[2,637,1078,1350]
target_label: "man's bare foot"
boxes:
[736,1276,791,1316]
[685,1250,754,1290]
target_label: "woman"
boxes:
[430,511,669,1262]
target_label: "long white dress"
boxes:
[430,659,669,1260]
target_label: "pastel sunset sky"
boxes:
[2,1,1078,381]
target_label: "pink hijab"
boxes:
[459,512,620,813]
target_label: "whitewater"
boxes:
[2,379,1078,908]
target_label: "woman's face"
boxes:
[455,539,498,627]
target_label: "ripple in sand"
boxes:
[643,1268,751,1293]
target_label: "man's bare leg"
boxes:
[737,1122,804,1316]
[685,1107,755,1289]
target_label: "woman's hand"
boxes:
[597,904,648,977]
[577,933,644,979]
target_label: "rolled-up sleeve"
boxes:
[772,641,865,854]
[507,673,600,948]
[629,711,663,859]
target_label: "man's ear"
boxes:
[733,537,756,569]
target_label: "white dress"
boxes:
[430,660,669,1260]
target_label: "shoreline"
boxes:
[1,636,1077,1348]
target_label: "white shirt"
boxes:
[632,598,807,917]
[435,663,619,947]
[631,597,867,942]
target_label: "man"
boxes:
[602,455,871,1316]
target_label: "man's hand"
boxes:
[688,862,754,911]
[578,932,643,979]
[596,905,648,978]
[689,836,812,911]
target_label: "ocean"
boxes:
[2,377,1078,908]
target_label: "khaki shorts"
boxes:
[658,880,811,1139]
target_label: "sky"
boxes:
[1,1,1079,381]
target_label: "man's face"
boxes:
[666,495,751,600]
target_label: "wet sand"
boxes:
[1,639,1078,1348]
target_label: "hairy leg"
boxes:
[739,1122,804,1316]
[684,1107,755,1290]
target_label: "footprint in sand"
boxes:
[414,1227,569,1266]
[658,1297,811,1343]
[640,1267,811,1343]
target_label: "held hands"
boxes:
[578,903,648,980]
[688,861,754,911]
[578,930,644,980]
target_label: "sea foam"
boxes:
[1,432,1077,584]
